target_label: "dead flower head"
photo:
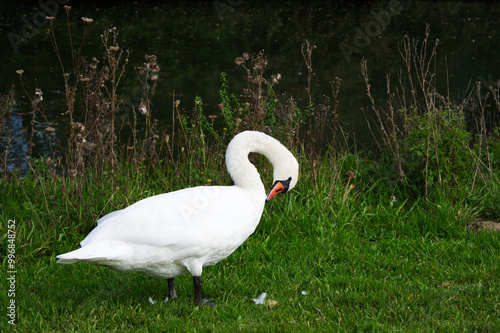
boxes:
[90,57,100,70]
[271,73,281,85]
[45,127,55,136]
[346,171,355,180]
[16,69,24,78]
[81,17,93,26]
[138,101,148,115]
[34,88,43,104]
[145,54,157,63]
[46,16,55,24]
[234,57,245,66]
[254,56,268,71]
[71,122,85,132]
[144,54,160,73]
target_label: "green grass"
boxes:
[2,154,500,332]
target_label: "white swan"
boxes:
[57,131,299,304]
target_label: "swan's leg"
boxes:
[193,276,202,304]
[168,278,177,299]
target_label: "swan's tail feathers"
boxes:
[56,241,126,264]
[56,248,109,264]
[57,258,80,264]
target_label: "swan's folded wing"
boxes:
[79,186,262,251]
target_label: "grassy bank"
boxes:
[1,14,500,332]
[1,154,500,331]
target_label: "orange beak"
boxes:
[266,181,285,202]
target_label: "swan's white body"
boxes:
[57,131,299,301]
[58,185,264,278]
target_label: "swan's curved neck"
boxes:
[225,131,294,191]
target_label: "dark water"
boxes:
[1,0,500,170]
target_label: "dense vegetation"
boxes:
[1,10,499,332]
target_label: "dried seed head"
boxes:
[346,171,355,180]
[64,5,71,13]
[46,16,55,24]
[144,54,160,72]
[271,73,282,85]
[109,46,120,52]
[234,57,244,66]
[71,122,85,132]
[81,17,93,26]
[34,88,43,104]
[16,69,24,78]
[242,52,249,60]
[80,77,91,84]
[174,100,180,107]
[90,57,100,69]
[145,54,157,63]
[254,57,267,71]
[218,103,224,110]
[138,101,147,115]
[149,63,160,73]
[45,127,55,135]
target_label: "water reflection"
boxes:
[2,107,29,173]
[2,103,62,173]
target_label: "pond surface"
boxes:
[1,0,500,170]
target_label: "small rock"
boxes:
[466,221,500,232]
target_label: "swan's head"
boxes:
[225,130,299,200]
[266,155,299,202]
